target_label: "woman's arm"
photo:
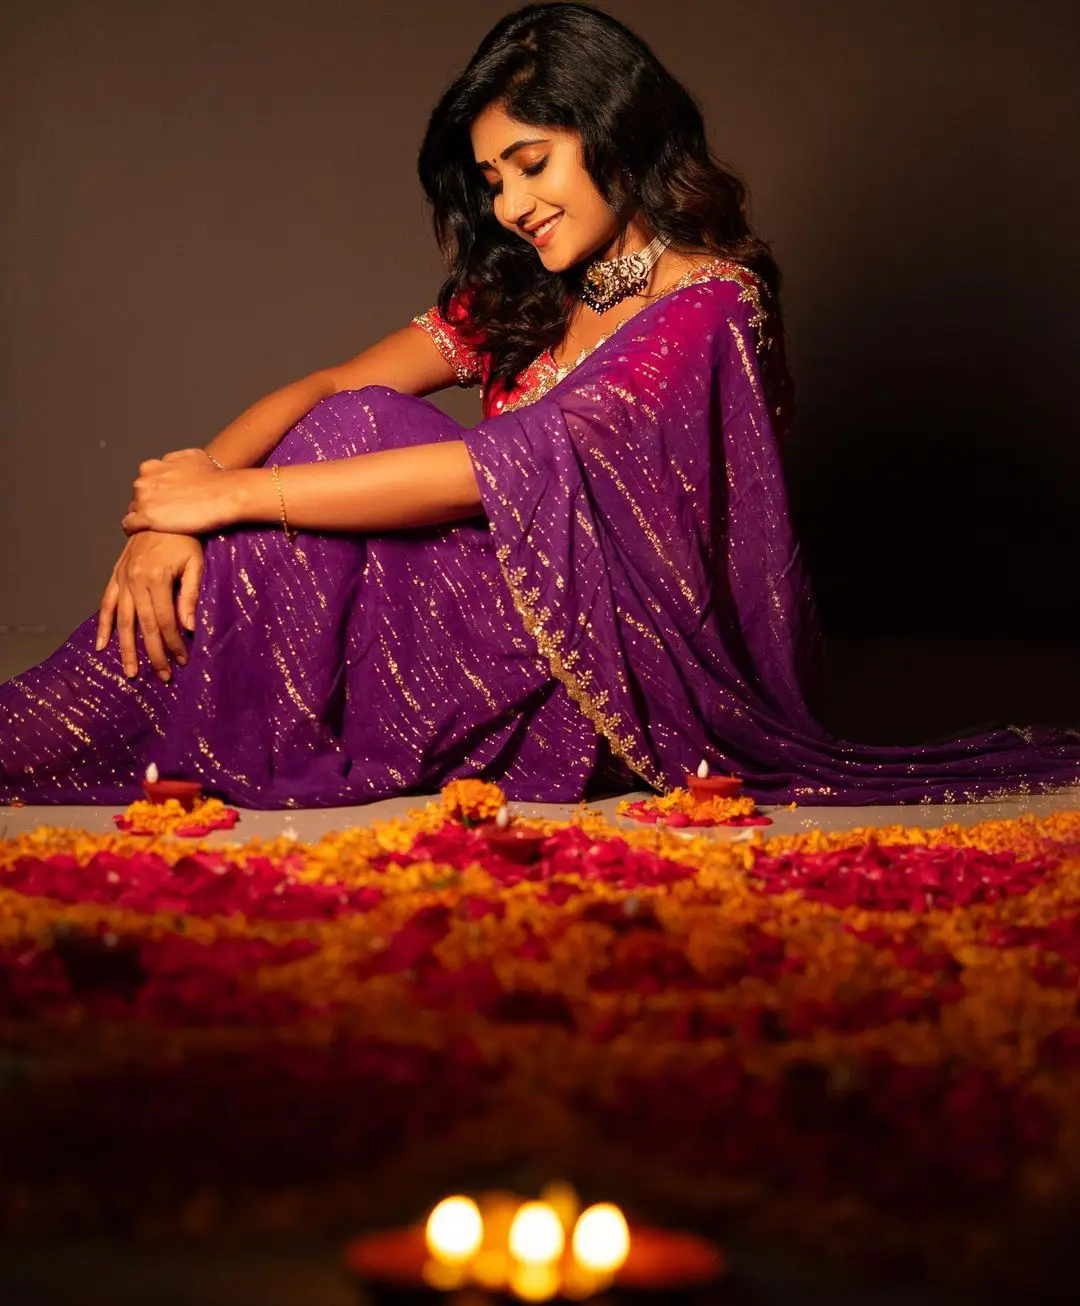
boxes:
[202,325,460,470]
[123,442,483,537]
[100,322,464,679]
[237,444,482,531]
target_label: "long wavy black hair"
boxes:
[417,2,778,397]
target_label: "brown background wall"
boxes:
[2,0,1078,732]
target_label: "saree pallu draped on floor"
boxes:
[2,274,1078,805]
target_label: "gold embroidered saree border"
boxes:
[494,542,665,792]
[480,260,773,791]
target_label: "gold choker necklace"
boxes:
[579,234,669,313]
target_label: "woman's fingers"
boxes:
[106,535,201,678]
[116,587,139,678]
[148,574,188,667]
[176,551,204,633]
[122,510,150,534]
[132,583,173,682]
[96,578,120,651]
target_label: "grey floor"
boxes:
[6,787,1080,846]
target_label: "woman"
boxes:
[2,3,1076,808]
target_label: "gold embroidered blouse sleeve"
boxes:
[411,305,484,388]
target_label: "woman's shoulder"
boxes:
[664,256,768,307]
[657,257,774,353]
[411,290,487,387]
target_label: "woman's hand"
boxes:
[96,531,204,681]
[122,449,244,536]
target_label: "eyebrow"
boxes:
[476,137,550,169]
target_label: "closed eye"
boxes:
[485,157,549,197]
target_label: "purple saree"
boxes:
[2,269,1078,806]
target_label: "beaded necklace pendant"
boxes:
[579,235,668,313]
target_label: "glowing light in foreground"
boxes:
[508,1201,565,1264]
[509,1260,561,1301]
[571,1203,630,1273]
[425,1195,484,1264]
[471,1247,510,1290]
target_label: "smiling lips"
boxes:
[525,212,563,246]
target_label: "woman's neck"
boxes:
[595,215,655,261]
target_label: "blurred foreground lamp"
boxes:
[509,1201,566,1265]
[425,1195,484,1265]
[572,1203,630,1274]
[345,1184,723,1301]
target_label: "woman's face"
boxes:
[470,102,623,271]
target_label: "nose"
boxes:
[499,178,536,227]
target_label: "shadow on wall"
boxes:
[776,7,1079,647]
[818,636,1080,744]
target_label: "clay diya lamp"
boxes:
[483,824,549,865]
[477,805,549,865]
[686,766,743,805]
[142,776,203,811]
[344,1192,725,1299]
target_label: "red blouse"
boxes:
[411,296,530,418]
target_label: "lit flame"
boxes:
[696,759,709,779]
[425,1195,484,1265]
[495,805,511,829]
[508,1201,565,1265]
[571,1203,630,1274]
[145,762,160,783]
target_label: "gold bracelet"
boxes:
[205,451,226,471]
[270,464,297,544]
